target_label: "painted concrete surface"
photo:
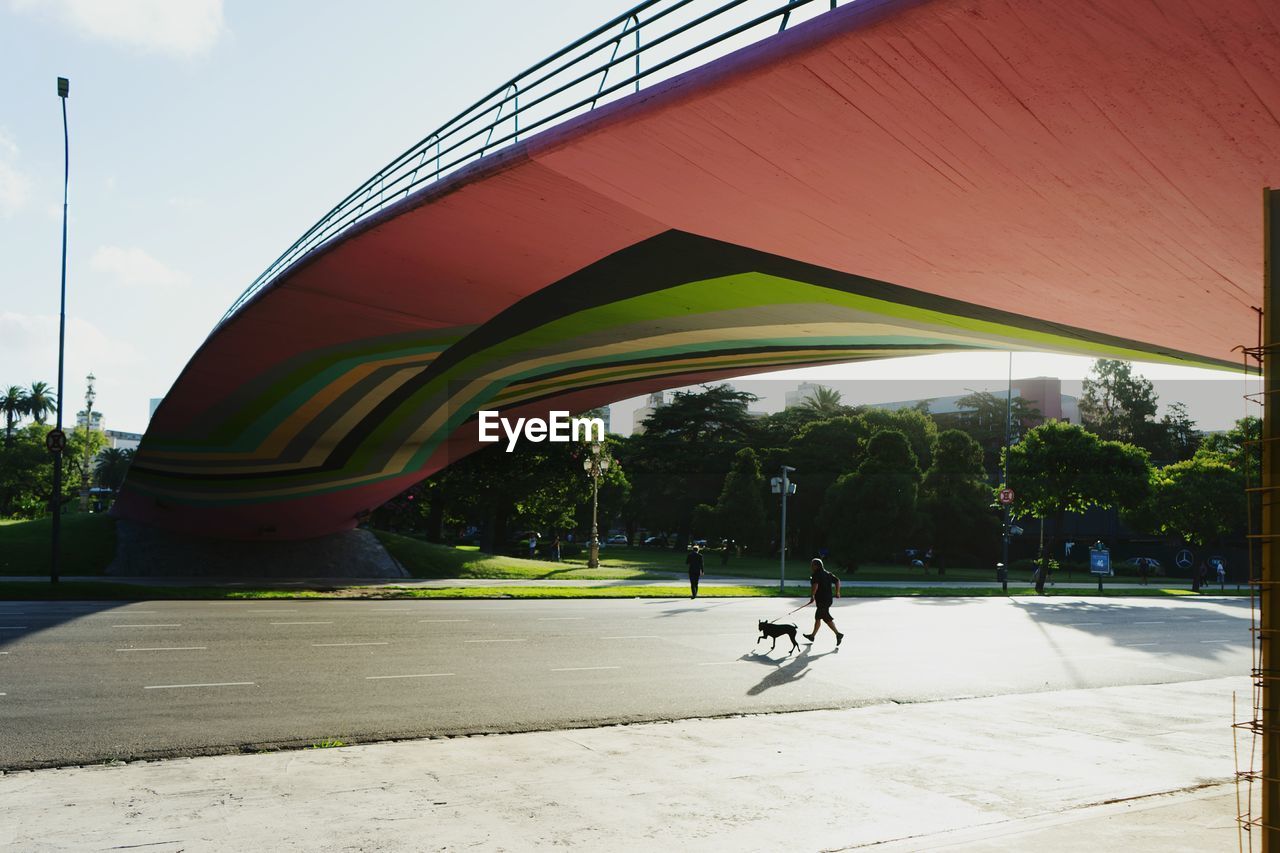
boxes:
[3,677,1252,851]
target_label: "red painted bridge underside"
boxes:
[122,0,1280,539]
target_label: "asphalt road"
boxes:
[0,596,1252,769]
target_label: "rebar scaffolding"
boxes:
[1234,188,1280,851]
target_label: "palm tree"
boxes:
[25,381,56,425]
[95,447,135,490]
[800,385,845,417]
[2,385,26,444]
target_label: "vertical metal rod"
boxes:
[1262,186,1280,851]
[1002,352,1012,571]
[51,80,70,586]
[779,465,794,592]
[634,15,640,93]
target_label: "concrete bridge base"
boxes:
[107,520,408,579]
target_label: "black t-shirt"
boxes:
[812,568,837,601]
[686,551,704,573]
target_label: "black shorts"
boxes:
[815,599,833,620]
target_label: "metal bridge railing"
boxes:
[217,0,845,327]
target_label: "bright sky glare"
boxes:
[0,1,1253,437]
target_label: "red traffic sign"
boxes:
[998,488,1015,505]
[45,428,67,454]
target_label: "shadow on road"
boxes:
[0,599,135,649]
[742,646,838,696]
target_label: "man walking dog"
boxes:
[803,557,844,646]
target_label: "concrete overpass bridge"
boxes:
[117,0,1279,542]
[105,0,1280,837]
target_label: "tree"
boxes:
[1125,457,1244,547]
[1149,401,1200,464]
[95,447,135,491]
[799,385,847,418]
[1078,359,1158,446]
[25,381,56,425]
[624,385,757,544]
[938,390,1041,475]
[3,386,27,445]
[1005,421,1151,589]
[919,430,999,568]
[783,416,868,558]
[820,429,920,568]
[713,448,768,554]
[0,424,53,518]
[861,407,938,472]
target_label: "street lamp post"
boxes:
[583,442,611,569]
[79,373,96,511]
[1001,352,1013,574]
[774,465,796,593]
[51,76,70,586]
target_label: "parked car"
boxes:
[641,535,668,548]
[606,534,629,546]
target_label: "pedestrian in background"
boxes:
[686,545,704,599]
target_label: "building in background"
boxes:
[631,391,666,435]
[75,410,104,432]
[783,382,829,409]
[866,377,1079,425]
[104,430,143,451]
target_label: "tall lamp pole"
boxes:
[79,372,96,511]
[1001,353,1012,572]
[583,442,611,569]
[51,76,71,586]
[776,465,796,592]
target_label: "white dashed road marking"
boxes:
[420,619,470,623]
[465,638,526,643]
[366,673,454,680]
[116,647,207,652]
[551,666,620,672]
[271,621,334,626]
[312,642,389,647]
[144,682,256,690]
[602,635,661,640]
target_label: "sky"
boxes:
[0,0,1255,437]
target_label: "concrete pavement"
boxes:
[2,676,1252,851]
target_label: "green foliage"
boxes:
[1004,420,1151,520]
[713,448,768,553]
[95,447,135,490]
[798,385,848,418]
[938,390,1041,473]
[821,429,920,566]
[1126,457,1245,546]
[1079,359,1159,445]
[623,385,757,541]
[784,416,867,556]
[0,425,53,518]
[919,430,998,565]
[861,407,938,472]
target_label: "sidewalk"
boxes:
[2,677,1252,851]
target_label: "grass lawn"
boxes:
[0,513,115,575]
[373,532,677,581]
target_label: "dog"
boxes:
[757,619,799,653]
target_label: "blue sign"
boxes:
[1090,549,1112,576]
